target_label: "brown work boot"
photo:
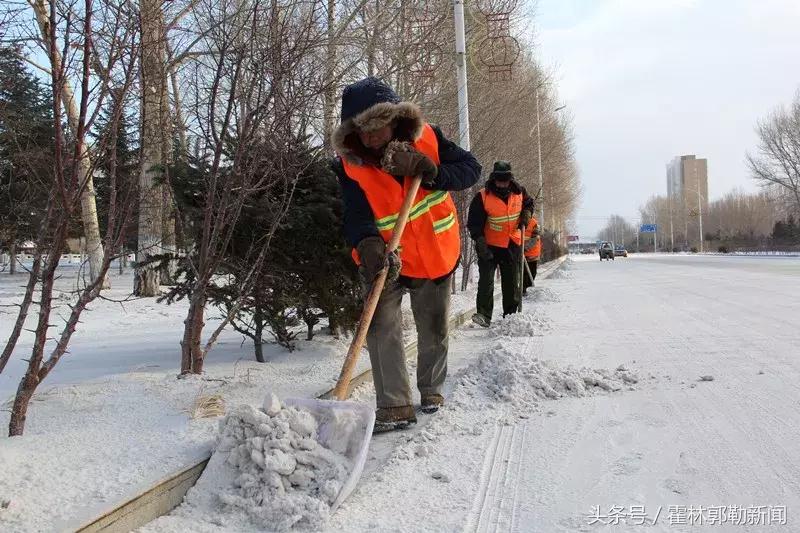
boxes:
[373,405,417,434]
[420,394,444,414]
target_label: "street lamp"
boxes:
[529,85,566,231]
[685,185,706,253]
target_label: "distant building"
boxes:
[666,155,708,214]
[666,154,709,249]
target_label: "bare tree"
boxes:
[21,0,110,288]
[169,0,329,374]
[134,0,169,296]
[747,90,800,217]
[5,0,139,435]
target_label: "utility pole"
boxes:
[535,86,544,224]
[698,188,704,253]
[669,193,674,253]
[453,0,470,150]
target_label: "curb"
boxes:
[71,256,568,532]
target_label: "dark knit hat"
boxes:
[332,77,424,165]
[490,160,514,180]
[340,77,401,124]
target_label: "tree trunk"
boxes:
[366,2,378,77]
[322,0,337,150]
[135,0,167,296]
[9,224,68,435]
[190,300,204,373]
[159,60,177,285]
[9,383,35,436]
[180,294,206,374]
[31,0,108,289]
[253,310,265,363]
[160,185,177,284]
[9,241,16,275]
[0,255,41,375]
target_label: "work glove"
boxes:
[533,225,542,236]
[518,209,533,230]
[356,236,401,286]
[524,237,538,252]
[474,236,493,262]
[382,149,438,187]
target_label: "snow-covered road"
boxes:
[334,254,800,532]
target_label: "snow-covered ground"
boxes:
[0,263,484,531]
[4,253,800,532]
[328,254,800,532]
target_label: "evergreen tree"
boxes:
[0,47,54,262]
[164,136,361,361]
[92,99,139,252]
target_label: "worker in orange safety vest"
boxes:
[332,77,481,432]
[466,161,534,327]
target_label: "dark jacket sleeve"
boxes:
[466,191,487,240]
[333,158,379,248]
[429,126,482,191]
[520,186,535,213]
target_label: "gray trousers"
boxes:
[366,275,451,408]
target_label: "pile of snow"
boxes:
[549,268,574,280]
[451,339,639,410]
[527,286,560,302]
[145,395,364,532]
[215,402,352,530]
[490,312,551,337]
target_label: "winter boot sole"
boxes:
[471,313,491,328]
[373,418,417,434]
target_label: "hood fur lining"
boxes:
[332,101,424,165]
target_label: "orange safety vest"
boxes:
[341,123,460,279]
[481,189,523,248]
[523,216,542,260]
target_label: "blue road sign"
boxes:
[640,224,657,233]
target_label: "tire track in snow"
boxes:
[465,335,535,533]
[465,423,527,533]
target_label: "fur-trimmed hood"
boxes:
[332,77,424,165]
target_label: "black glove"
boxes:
[356,236,401,285]
[518,209,533,230]
[474,236,493,262]
[382,149,438,187]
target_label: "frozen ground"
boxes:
[0,263,485,532]
[4,253,800,532]
[329,253,800,532]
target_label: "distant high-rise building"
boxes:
[666,154,709,249]
[666,155,708,211]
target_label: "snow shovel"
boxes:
[332,176,423,401]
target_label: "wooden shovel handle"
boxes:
[332,176,423,401]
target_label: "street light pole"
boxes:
[533,86,566,230]
[669,193,674,253]
[697,187,704,253]
[453,0,470,150]
[535,86,544,224]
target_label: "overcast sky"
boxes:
[529,0,800,239]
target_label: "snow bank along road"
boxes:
[330,254,800,532]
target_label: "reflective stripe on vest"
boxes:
[524,216,542,259]
[341,123,460,279]
[480,189,523,248]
